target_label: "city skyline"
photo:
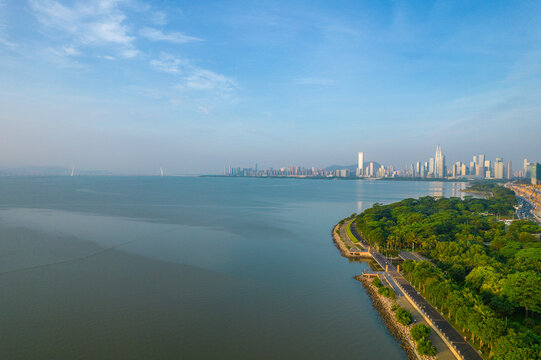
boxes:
[0,1,541,174]
[225,144,538,180]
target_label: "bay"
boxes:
[0,177,467,359]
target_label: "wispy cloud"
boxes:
[0,0,15,48]
[48,45,81,57]
[149,53,187,74]
[29,0,137,58]
[180,68,237,92]
[140,27,202,44]
[150,52,237,94]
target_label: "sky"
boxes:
[0,0,540,174]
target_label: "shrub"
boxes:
[396,307,412,325]
[391,304,399,312]
[410,324,430,341]
[417,337,436,356]
[372,277,383,287]
[378,286,396,299]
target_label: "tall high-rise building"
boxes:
[506,161,512,179]
[434,145,445,178]
[532,163,541,185]
[469,161,476,176]
[428,157,435,176]
[357,152,364,176]
[494,158,504,179]
[477,154,485,177]
[524,159,532,178]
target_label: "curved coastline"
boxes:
[333,221,437,360]
[356,275,423,360]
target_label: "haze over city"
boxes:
[1,0,540,174]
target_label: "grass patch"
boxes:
[346,222,359,243]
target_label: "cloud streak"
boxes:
[29,0,137,58]
[140,27,202,44]
[150,52,237,94]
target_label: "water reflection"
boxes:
[356,201,364,213]
[429,181,468,198]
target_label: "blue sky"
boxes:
[0,0,540,174]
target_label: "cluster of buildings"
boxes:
[224,165,347,178]
[402,148,512,180]
[224,145,540,184]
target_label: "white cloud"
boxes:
[49,45,81,57]
[140,27,202,44]
[182,68,236,91]
[150,53,237,96]
[150,53,187,74]
[29,0,137,58]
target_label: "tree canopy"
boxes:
[352,183,541,358]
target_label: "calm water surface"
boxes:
[0,177,467,359]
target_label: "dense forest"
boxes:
[354,183,541,359]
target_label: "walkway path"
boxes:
[339,219,358,250]
[348,221,483,360]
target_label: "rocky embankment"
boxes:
[356,275,436,360]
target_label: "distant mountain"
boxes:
[324,162,381,171]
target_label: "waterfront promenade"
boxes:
[346,221,484,360]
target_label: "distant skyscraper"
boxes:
[357,152,364,176]
[494,158,504,179]
[477,154,485,177]
[434,145,445,178]
[469,161,476,176]
[532,163,541,185]
[428,157,435,176]
[506,161,512,179]
[524,158,532,178]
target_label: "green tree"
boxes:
[410,324,430,341]
[503,271,541,318]
[492,330,538,360]
[416,337,437,356]
[395,307,412,325]
[372,277,383,288]
[513,248,541,273]
[477,316,505,350]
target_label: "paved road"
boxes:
[399,251,429,262]
[349,221,483,360]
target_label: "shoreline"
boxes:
[356,275,426,360]
[333,220,441,360]
[331,223,372,259]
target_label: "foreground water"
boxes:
[0,177,467,359]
